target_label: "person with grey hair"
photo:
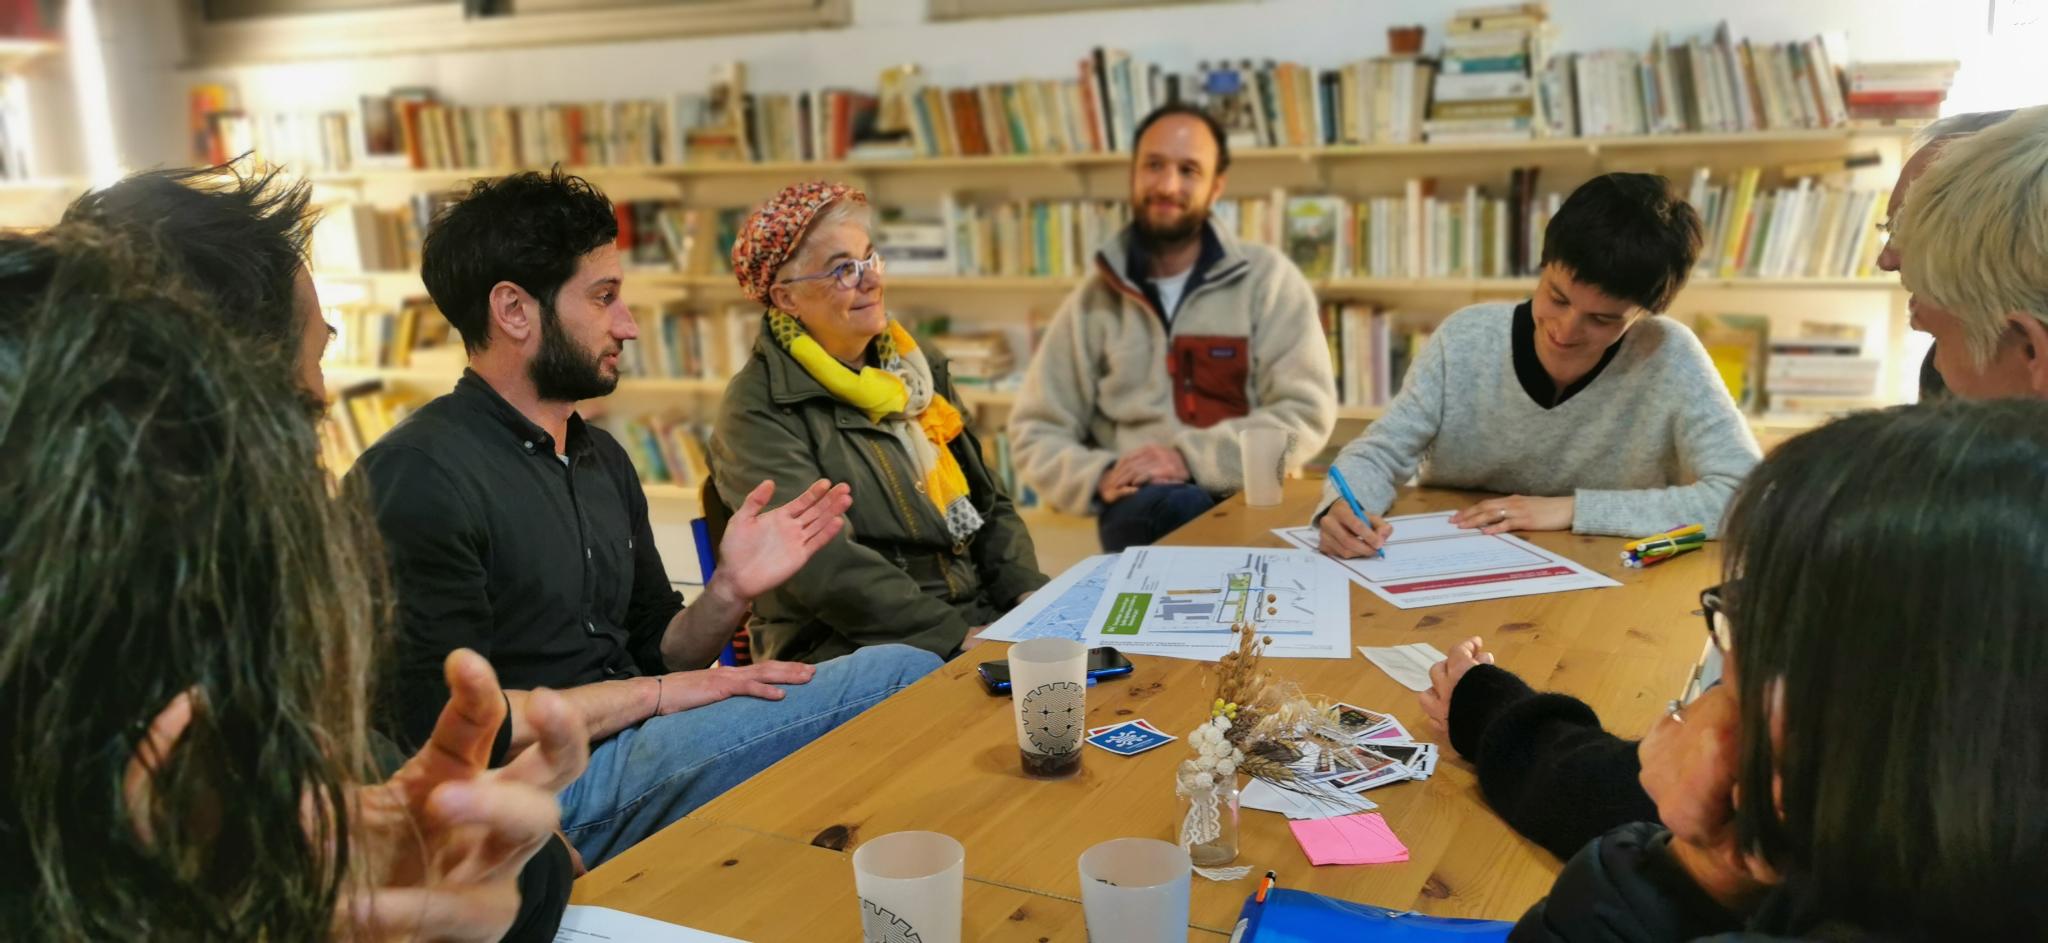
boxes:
[1881,109,2016,400]
[712,180,1048,664]
[1892,104,2048,401]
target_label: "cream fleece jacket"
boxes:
[1318,302,1762,538]
[1009,221,1339,516]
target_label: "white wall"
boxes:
[94,0,2002,170]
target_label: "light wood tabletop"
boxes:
[589,478,1719,936]
[572,817,1232,940]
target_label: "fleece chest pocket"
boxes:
[1167,334,1252,429]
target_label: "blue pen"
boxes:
[1327,468,1385,559]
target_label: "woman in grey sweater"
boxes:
[1319,174,1761,556]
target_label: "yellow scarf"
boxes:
[769,311,981,542]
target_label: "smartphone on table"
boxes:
[977,646,1133,696]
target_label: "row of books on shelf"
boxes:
[606,410,1044,509]
[612,413,714,488]
[193,12,1950,175]
[317,381,424,471]
[1687,169,1886,280]
[1318,303,1887,418]
[1536,29,1854,141]
[1322,304,1434,408]
[1266,171,1562,281]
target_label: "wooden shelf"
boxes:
[956,387,1018,408]
[323,362,730,396]
[1323,275,1899,293]
[641,483,701,503]
[301,127,1914,188]
[0,38,59,74]
[316,270,1897,299]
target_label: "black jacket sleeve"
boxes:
[1511,823,1741,942]
[1448,664,1661,860]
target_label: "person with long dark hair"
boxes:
[1511,398,2048,940]
[58,160,587,940]
[0,224,587,939]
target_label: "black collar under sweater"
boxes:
[1512,299,1625,409]
[1126,223,1225,323]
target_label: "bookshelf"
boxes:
[306,116,1914,549]
[303,127,1912,188]
[316,270,1899,297]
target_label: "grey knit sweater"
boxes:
[1318,302,1762,538]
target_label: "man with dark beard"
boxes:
[1009,103,1337,551]
[346,169,942,869]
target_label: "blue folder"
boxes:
[1232,888,1513,942]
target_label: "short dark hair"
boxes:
[61,161,316,349]
[1131,102,1232,175]
[420,167,617,353]
[1721,398,2048,939]
[1539,172,1701,313]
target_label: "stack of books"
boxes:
[1426,3,1545,143]
[1765,330,1882,407]
[1686,168,1887,280]
[1842,61,1960,122]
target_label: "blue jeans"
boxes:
[559,643,941,866]
[1097,482,1219,552]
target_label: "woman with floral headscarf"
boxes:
[711,181,1048,664]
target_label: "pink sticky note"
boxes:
[1288,812,1411,866]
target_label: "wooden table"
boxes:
[584,479,1717,937]
[569,818,1219,940]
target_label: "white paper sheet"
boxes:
[1273,511,1620,610]
[1084,546,1352,659]
[1241,776,1378,820]
[554,905,747,942]
[1358,643,1448,692]
[976,554,1117,644]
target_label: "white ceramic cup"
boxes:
[1238,425,1292,508]
[852,831,964,943]
[1077,838,1193,943]
[1008,638,1088,778]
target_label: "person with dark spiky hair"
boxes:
[1316,172,1763,559]
[0,222,587,940]
[62,163,332,409]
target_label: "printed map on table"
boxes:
[976,554,1117,644]
[1084,547,1351,659]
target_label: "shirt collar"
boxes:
[1511,300,1625,409]
[454,369,595,458]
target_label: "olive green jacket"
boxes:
[711,320,1049,664]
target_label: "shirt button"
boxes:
[586,547,592,559]
[523,440,535,452]
[586,621,597,635]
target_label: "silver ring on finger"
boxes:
[1498,508,1508,521]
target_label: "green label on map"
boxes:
[1100,593,1151,635]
